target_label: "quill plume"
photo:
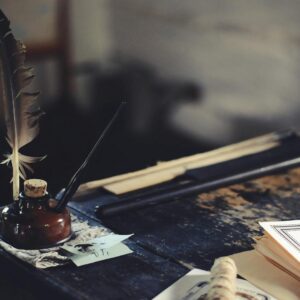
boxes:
[0,10,44,200]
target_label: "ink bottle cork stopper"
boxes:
[24,179,47,198]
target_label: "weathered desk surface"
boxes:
[2,167,300,299]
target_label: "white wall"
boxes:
[3,0,300,144]
[71,0,113,64]
[107,0,300,144]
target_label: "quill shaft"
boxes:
[12,149,20,200]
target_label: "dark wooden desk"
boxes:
[1,163,300,299]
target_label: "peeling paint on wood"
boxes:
[196,167,300,233]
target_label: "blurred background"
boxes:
[1,0,300,202]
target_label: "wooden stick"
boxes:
[103,142,277,195]
[76,130,294,196]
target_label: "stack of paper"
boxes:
[231,220,300,299]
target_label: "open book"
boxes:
[231,220,300,300]
[255,220,300,280]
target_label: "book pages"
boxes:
[231,250,300,300]
[260,220,300,263]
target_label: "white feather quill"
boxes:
[0,11,45,200]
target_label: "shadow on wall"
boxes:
[107,0,300,144]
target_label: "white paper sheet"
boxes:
[153,268,275,300]
[60,233,134,266]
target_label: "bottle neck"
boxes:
[18,192,50,211]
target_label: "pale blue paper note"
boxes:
[71,243,133,267]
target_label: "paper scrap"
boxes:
[71,243,133,267]
[87,234,134,249]
[60,233,134,266]
[61,234,133,252]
